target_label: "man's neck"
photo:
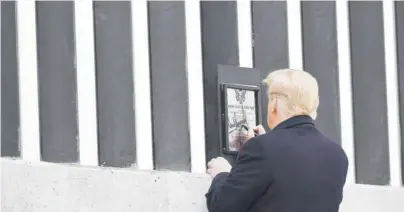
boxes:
[270,116,291,130]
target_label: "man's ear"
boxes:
[269,99,277,113]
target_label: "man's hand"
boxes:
[207,157,232,178]
[246,125,266,140]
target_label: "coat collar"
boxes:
[272,115,315,131]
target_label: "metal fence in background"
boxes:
[1,0,404,187]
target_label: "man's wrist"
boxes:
[213,172,230,180]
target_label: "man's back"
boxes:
[206,115,348,212]
[250,115,348,212]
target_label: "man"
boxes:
[206,69,348,212]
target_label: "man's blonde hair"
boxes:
[263,69,319,119]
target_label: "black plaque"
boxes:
[221,84,260,154]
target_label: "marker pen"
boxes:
[241,124,258,137]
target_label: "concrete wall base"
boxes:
[1,159,404,212]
